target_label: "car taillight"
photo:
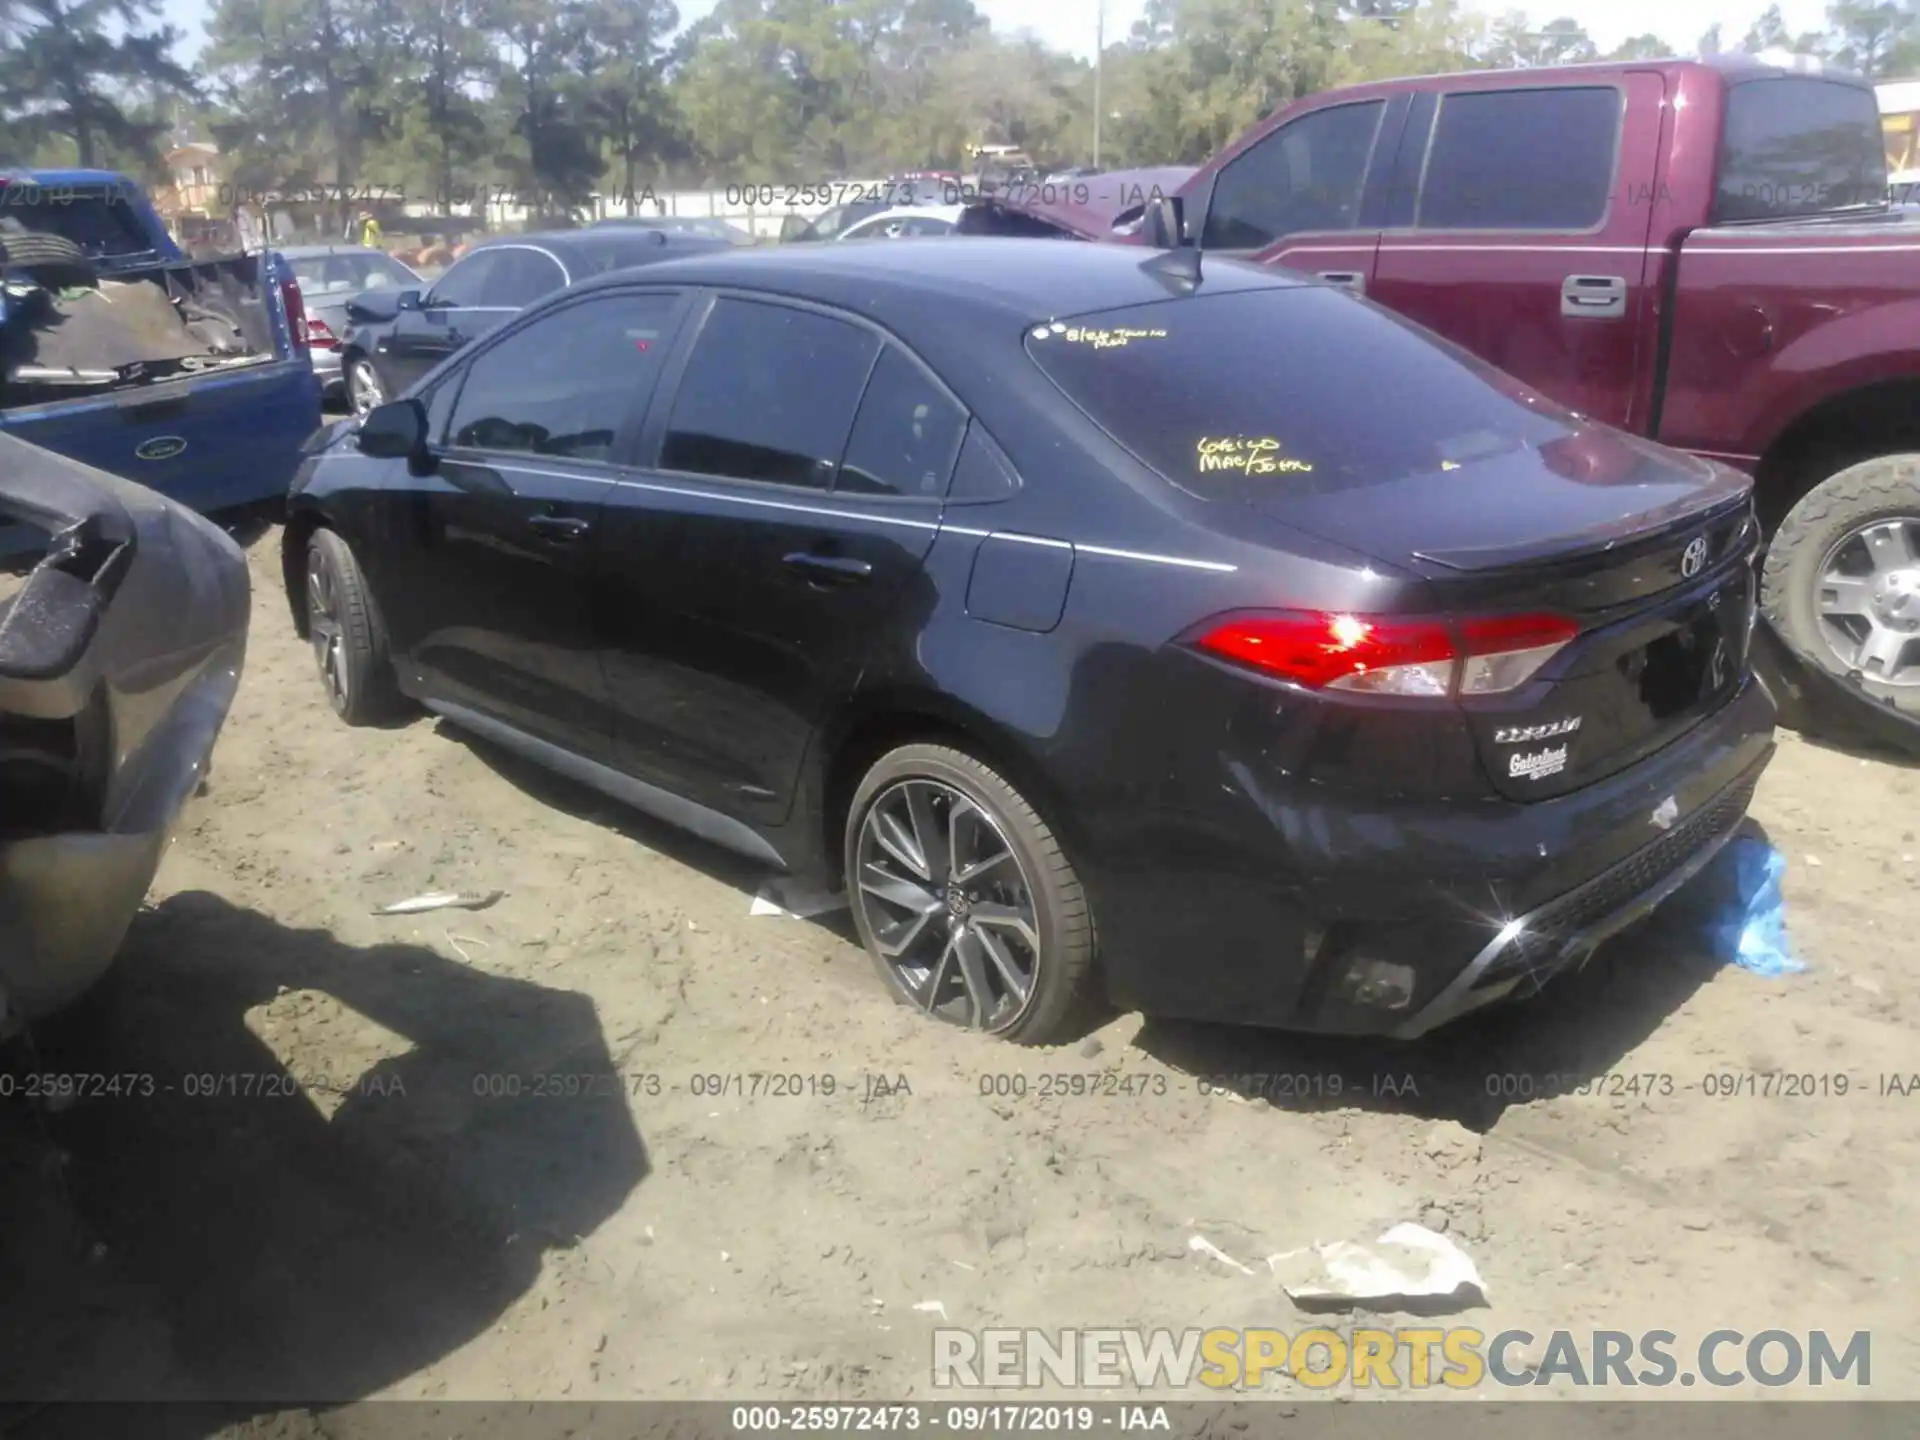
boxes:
[1190,611,1579,697]
[305,315,339,349]
[280,274,310,349]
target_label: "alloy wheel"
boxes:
[307,549,350,712]
[348,359,384,416]
[1814,515,1920,691]
[852,778,1042,1031]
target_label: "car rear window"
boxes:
[1714,76,1888,221]
[1023,285,1576,501]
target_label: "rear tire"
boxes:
[844,743,1098,1046]
[344,353,385,416]
[0,227,96,289]
[1761,455,1920,730]
[305,528,406,725]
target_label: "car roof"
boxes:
[470,228,730,264]
[842,204,967,229]
[280,244,397,259]
[570,235,1304,342]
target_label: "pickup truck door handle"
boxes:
[527,513,591,541]
[1562,274,1627,319]
[783,551,874,586]
[1317,271,1366,295]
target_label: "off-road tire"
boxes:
[845,743,1099,1046]
[0,228,96,289]
[306,528,406,725]
[1761,454,1920,730]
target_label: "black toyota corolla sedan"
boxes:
[284,238,1777,1045]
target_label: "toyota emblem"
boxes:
[1680,536,1709,578]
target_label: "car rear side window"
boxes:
[446,292,678,460]
[836,346,967,498]
[1415,87,1620,230]
[1024,286,1575,500]
[660,298,881,489]
[1201,100,1387,248]
[1714,77,1887,222]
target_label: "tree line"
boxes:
[1,0,1916,220]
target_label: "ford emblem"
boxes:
[135,435,188,462]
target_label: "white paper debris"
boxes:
[373,889,504,916]
[749,879,850,919]
[1269,1222,1487,1311]
[912,1300,949,1319]
[1189,1234,1257,1275]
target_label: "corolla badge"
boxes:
[1680,535,1710,578]
[1495,716,1583,744]
[135,435,188,462]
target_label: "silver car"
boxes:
[281,244,423,404]
[1,434,249,1025]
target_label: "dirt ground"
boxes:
[3,527,1918,1422]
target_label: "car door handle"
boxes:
[1317,271,1365,294]
[783,551,873,586]
[1562,275,1627,318]
[528,514,591,541]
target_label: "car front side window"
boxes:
[425,251,500,308]
[445,291,680,461]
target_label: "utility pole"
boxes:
[1093,0,1105,168]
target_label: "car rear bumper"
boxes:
[1091,675,1778,1036]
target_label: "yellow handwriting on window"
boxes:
[1061,325,1169,349]
[1195,435,1313,474]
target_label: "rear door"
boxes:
[1198,93,1407,297]
[594,293,961,823]
[1367,75,1666,431]
[389,287,690,761]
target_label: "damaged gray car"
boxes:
[0,433,248,1028]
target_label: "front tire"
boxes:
[1761,455,1920,729]
[306,528,405,725]
[844,743,1097,1045]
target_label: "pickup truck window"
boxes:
[1713,77,1887,222]
[1415,87,1620,231]
[1201,100,1386,249]
[1025,287,1572,500]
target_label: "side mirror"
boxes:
[1141,194,1187,249]
[395,288,423,312]
[357,398,430,466]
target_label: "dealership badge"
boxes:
[1508,744,1569,781]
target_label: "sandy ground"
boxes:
[3,527,1918,1424]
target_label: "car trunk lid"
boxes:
[1251,438,1759,800]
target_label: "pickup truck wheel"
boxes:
[0,227,95,289]
[1762,455,1920,723]
[306,528,406,725]
[345,354,385,416]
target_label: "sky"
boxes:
[159,0,1840,72]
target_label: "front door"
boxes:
[395,289,688,760]
[1195,93,1406,298]
[380,249,512,392]
[595,294,963,824]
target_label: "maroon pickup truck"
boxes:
[970,55,1920,747]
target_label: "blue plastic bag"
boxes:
[1702,836,1805,976]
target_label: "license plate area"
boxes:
[1615,569,1751,722]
